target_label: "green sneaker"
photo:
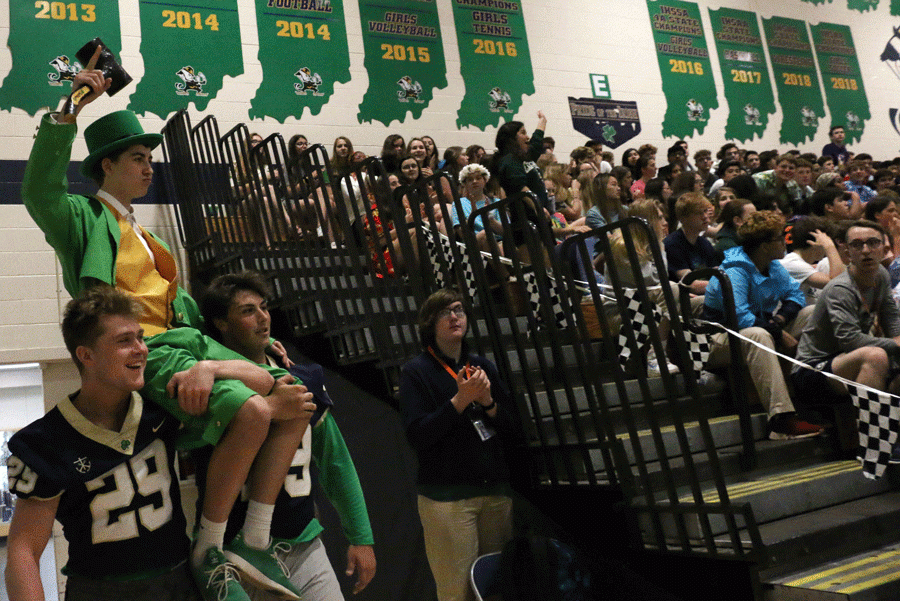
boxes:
[223,532,300,600]
[192,546,249,601]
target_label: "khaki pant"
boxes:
[707,305,814,418]
[417,494,513,601]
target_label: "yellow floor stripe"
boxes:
[618,415,744,440]
[682,461,860,503]
[838,564,900,594]
[783,550,900,588]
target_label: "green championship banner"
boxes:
[451,0,534,130]
[647,0,718,138]
[357,0,447,125]
[848,0,879,12]
[0,2,122,115]
[762,16,824,145]
[129,0,242,119]
[250,0,350,122]
[708,8,774,143]
[811,22,870,144]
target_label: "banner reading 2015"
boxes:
[811,22,870,144]
[452,0,534,130]
[0,2,123,115]
[708,7,774,142]
[251,0,350,122]
[647,0,718,138]
[358,0,447,125]
[130,0,242,119]
[762,16,824,145]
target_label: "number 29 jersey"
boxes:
[6,392,190,579]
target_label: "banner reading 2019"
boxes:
[358,0,447,125]
[130,0,242,119]
[251,0,350,122]
[647,0,718,138]
[0,2,123,115]
[452,0,534,130]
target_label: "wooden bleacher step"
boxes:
[767,542,900,601]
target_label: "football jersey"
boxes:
[7,392,190,579]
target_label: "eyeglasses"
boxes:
[848,238,884,250]
[437,306,466,320]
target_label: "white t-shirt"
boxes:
[780,252,828,305]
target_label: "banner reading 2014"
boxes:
[452,0,534,130]
[130,0,242,119]
[762,17,824,145]
[811,22,870,144]
[251,0,350,122]
[358,0,447,125]
[708,7,774,142]
[647,1,718,138]
[0,2,123,115]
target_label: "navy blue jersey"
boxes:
[7,393,190,579]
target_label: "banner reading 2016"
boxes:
[130,0,242,119]
[811,22,870,144]
[358,0,447,125]
[452,0,534,130]
[251,0,350,122]
[647,0,718,138]
[708,7,774,142]
[762,17,824,145]
[0,2,123,115]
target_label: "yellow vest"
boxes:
[98,199,178,336]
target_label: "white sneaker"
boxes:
[647,356,680,376]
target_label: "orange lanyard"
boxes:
[428,347,471,381]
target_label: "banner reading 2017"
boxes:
[0,2,123,115]
[647,0,718,138]
[452,0,534,130]
[251,0,350,122]
[358,0,447,125]
[762,16,824,145]
[811,22,870,144]
[130,0,242,119]
[708,7,774,142]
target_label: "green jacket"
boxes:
[22,113,200,328]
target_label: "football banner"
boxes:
[0,2,123,115]
[708,7,774,142]
[452,0,534,130]
[811,22,870,144]
[761,16,824,145]
[250,0,350,122]
[357,0,447,125]
[129,0,242,118]
[646,0,718,138]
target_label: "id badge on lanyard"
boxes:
[429,347,495,440]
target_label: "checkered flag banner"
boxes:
[683,324,711,375]
[848,383,900,479]
[521,270,567,328]
[420,226,479,298]
[617,287,663,369]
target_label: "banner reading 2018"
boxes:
[762,16,824,145]
[452,0,534,130]
[0,2,123,115]
[811,22,870,144]
[251,0,350,122]
[358,0,447,125]
[647,0,718,138]
[708,7,774,142]
[130,0,242,119]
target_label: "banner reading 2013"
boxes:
[762,16,824,145]
[708,7,774,142]
[647,0,718,138]
[811,22,870,144]
[452,0,534,130]
[0,2,123,115]
[358,0,447,125]
[251,0,350,122]
[130,0,242,119]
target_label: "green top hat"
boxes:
[80,110,163,178]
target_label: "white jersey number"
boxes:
[283,428,312,497]
[87,439,174,544]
